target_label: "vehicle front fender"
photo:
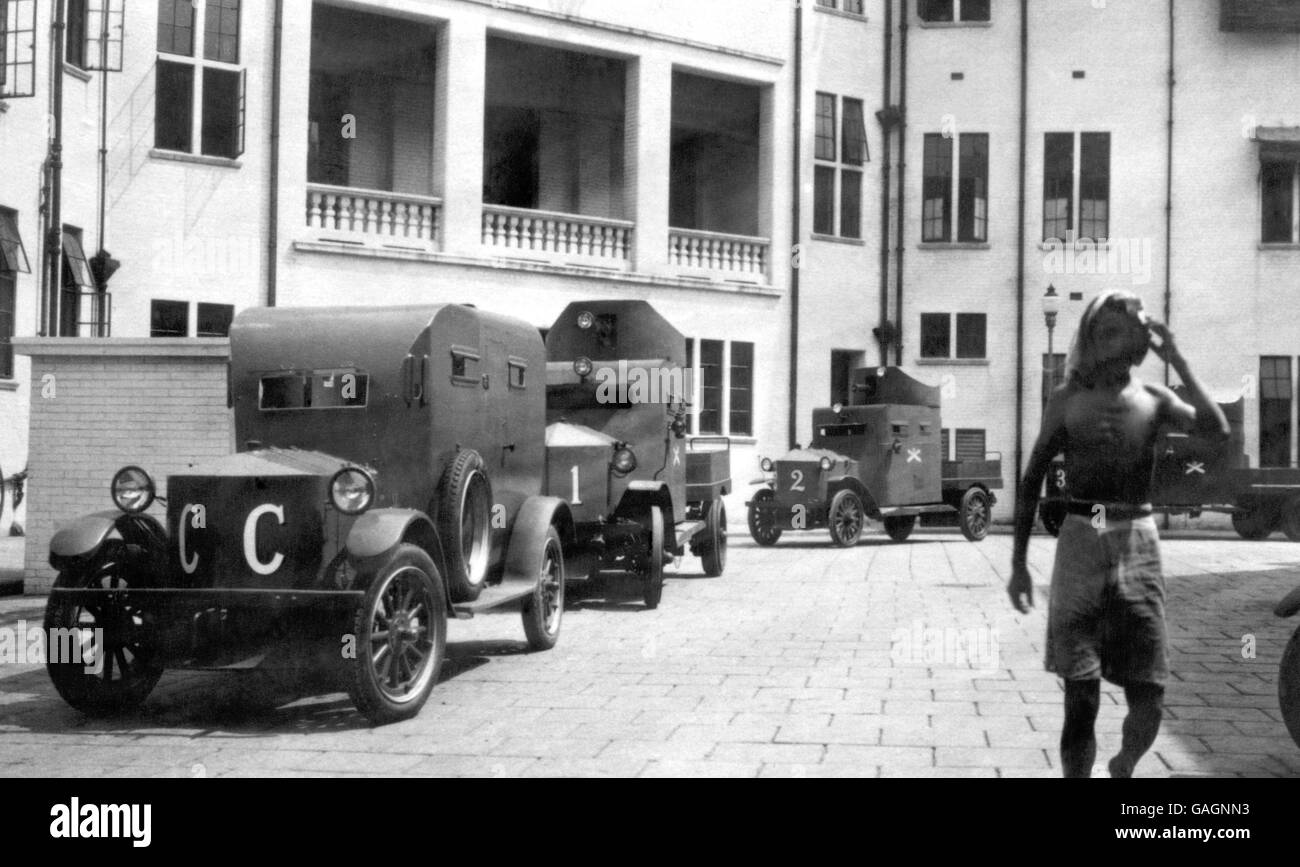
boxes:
[1276,586,1300,619]
[502,496,573,586]
[345,509,446,581]
[825,476,876,513]
[615,481,674,520]
[49,512,122,562]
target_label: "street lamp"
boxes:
[1042,284,1061,389]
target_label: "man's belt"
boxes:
[1065,500,1154,521]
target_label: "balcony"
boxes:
[669,228,769,279]
[307,184,442,250]
[482,205,632,266]
[1221,0,1300,32]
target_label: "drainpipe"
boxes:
[1163,0,1174,386]
[1013,0,1028,492]
[43,0,67,336]
[267,0,284,308]
[877,0,893,366]
[892,0,908,367]
[789,0,802,449]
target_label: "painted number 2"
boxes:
[789,470,806,492]
[570,465,583,505]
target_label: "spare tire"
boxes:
[437,450,493,603]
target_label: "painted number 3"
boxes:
[1054,468,1066,490]
[789,470,805,492]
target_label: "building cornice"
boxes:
[13,338,231,359]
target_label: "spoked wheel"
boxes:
[828,489,865,548]
[347,544,447,725]
[700,500,727,577]
[747,489,782,547]
[44,541,163,716]
[1280,628,1300,748]
[640,507,665,610]
[522,526,565,651]
[883,515,916,542]
[959,488,991,542]
[1039,502,1066,538]
[438,450,493,603]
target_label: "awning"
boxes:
[0,210,31,274]
[1255,127,1300,162]
[62,232,95,288]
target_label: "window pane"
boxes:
[0,271,14,379]
[814,165,836,235]
[842,98,868,165]
[940,427,951,461]
[0,207,31,274]
[699,339,724,435]
[840,169,862,239]
[918,0,955,22]
[197,302,235,337]
[957,133,988,242]
[961,0,992,22]
[1260,356,1291,467]
[201,67,241,158]
[155,60,194,152]
[66,0,87,69]
[815,93,836,162]
[151,299,188,337]
[1043,132,1074,242]
[204,0,240,64]
[157,0,194,56]
[729,342,754,437]
[955,429,986,462]
[922,134,953,242]
[1079,132,1110,241]
[1262,162,1294,244]
[920,313,951,359]
[844,0,864,13]
[956,313,986,359]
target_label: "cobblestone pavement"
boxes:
[1,527,1298,778]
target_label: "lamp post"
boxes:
[1042,284,1061,393]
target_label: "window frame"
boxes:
[920,312,987,361]
[918,0,991,23]
[924,132,989,244]
[1261,160,1300,245]
[1260,355,1293,468]
[0,0,37,99]
[0,266,14,379]
[686,337,756,439]
[154,0,246,160]
[150,298,189,338]
[65,0,88,70]
[1043,131,1111,244]
[0,206,31,274]
[814,92,868,240]
[196,301,234,337]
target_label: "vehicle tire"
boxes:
[1232,506,1276,541]
[44,540,163,716]
[436,450,493,603]
[521,526,565,652]
[883,515,916,542]
[747,489,782,547]
[1280,496,1300,543]
[641,507,665,610]
[1039,502,1065,538]
[827,489,865,548]
[700,500,727,577]
[346,544,446,725]
[959,487,992,542]
[1280,628,1300,749]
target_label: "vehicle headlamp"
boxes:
[577,311,596,330]
[820,457,834,472]
[760,458,774,473]
[574,356,594,378]
[111,466,156,514]
[612,445,638,475]
[330,467,376,516]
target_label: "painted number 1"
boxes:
[570,465,583,505]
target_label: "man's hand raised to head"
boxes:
[1008,561,1034,614]
[1147,320,1181,365]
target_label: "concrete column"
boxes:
[434,16,487,257]
[275,4,313,307]
[626,53,674,276]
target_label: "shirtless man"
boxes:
[1009,290,1229,778]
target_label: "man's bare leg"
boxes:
[1109,683,1164,778]
[1062,679,1101,778]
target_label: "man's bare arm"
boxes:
[1148,322,1230,440]
[1012,387,1069,568]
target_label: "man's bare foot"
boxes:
[1108,755,1134,778]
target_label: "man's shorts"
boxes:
[1045,513,1170,686]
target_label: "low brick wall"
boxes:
[12,339,233,593]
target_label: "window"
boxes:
[60,227,100,337]
[1041,353,1066,408]
[830,349,865,406]
[0,207,23,378]
[1044,132,1110,243]
[1260,356,1291,468]
[919,0,990,22]
[940,428,952,461]
[151,299,189,337]
[923,132,988,243]
[1263,161,1299,244]
[0,207,31,274]
[197,302,234,337]
[65,0,88,69]
[1,0,37,98]
[814,93,868,239]
[955,429,986,462]
[688,338,756,437]
[508,358,527,390]
[155,0,246,159]
[955,313,986,359]
[816,0,865,14]
[921,313,986,360]
[920,313,951,359]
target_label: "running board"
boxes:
[877,505,956,518]
[675,520,704,548]
[451,584,534,619]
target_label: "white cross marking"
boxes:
[907,448,922,464]
[1184,461,1205,475]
